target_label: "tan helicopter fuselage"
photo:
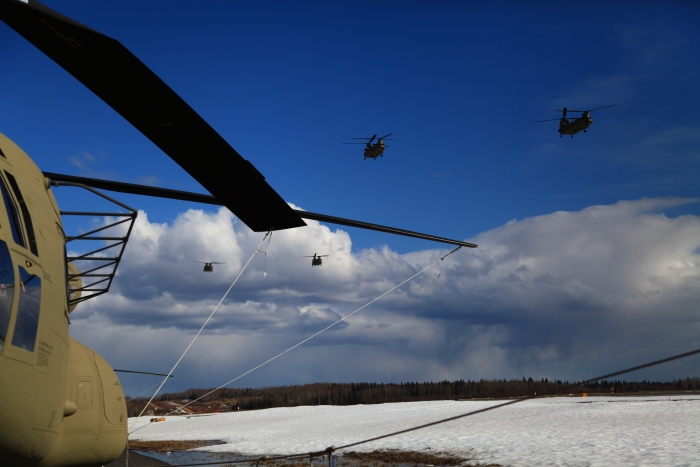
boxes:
[558,113,593,136]
[0,133,126,466]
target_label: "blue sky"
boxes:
[1,1,699,396]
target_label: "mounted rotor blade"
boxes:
[44,172,477,248]
[43,172,232,205]
[0,0,304,233]
[534,118,564,123]
[297,211,475,247]
[368,134,377,143]
[379,133,394,139]
[113,370,173,378]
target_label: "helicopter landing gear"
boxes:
[571,135,574,138]
[583,129,587,133]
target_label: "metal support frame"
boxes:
[51,181,137,307]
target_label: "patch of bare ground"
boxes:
[337,450,503,467]
[125,444,505,467]
[128,439,222,453]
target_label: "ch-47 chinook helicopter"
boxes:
[535,104,617,137]
[302,254,328,267]
[0,2,476,466]
[343,133,396,160]
[194,261,224,273]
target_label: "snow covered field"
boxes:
[129,395,700,466]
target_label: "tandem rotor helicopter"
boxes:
[535,104,617,137]
[302,253,329,267]
[343,133,396,160]
[194,261,225,273]
[0,1,475,466]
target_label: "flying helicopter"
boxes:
[302,254,328,267]
[0,2,476,466]
[534,104,617,137]
[343,133,396,160]
[194,261,224,273]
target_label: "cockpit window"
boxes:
[0,240,16,353]
[0,175,25,248]
[4,172,38,257]
[11,266,41,352]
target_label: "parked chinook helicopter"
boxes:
[535,104,617,137]
[302,254,328,267]
[343,133,396,160]
[0,1,476,466]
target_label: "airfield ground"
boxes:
[126,395,700,466]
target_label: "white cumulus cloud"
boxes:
[69,198,700,395]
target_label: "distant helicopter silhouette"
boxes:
[535,104,617,137]
[343,133,396,160]
[194,261,224,273]
[302,253,328,267]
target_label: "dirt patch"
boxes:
[128,439,222,453]
[126,445,504,467]
[336,450,503,467]
[342,450,465,466]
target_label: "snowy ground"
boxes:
[129,395,700,466]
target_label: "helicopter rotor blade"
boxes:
[44,172,477,248]
[534,118,564,123]
[586,103,618,112]
[342,142,370,144]
[113,370,174,378]
[368,134,377,144]
[379,133,394,140]
[555,104,617,113]
[0,0,305,233]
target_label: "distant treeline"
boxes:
[127,377,700,417]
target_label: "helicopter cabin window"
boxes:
[0,240,15,354]
[4,172,38,257]
[11,266,41,352]
[0,175,25,248]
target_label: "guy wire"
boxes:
[156,246,463,417]
[135,346,700,467]
[335,347,700,450]
[130,231,273,431]
[125,381,163,402]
